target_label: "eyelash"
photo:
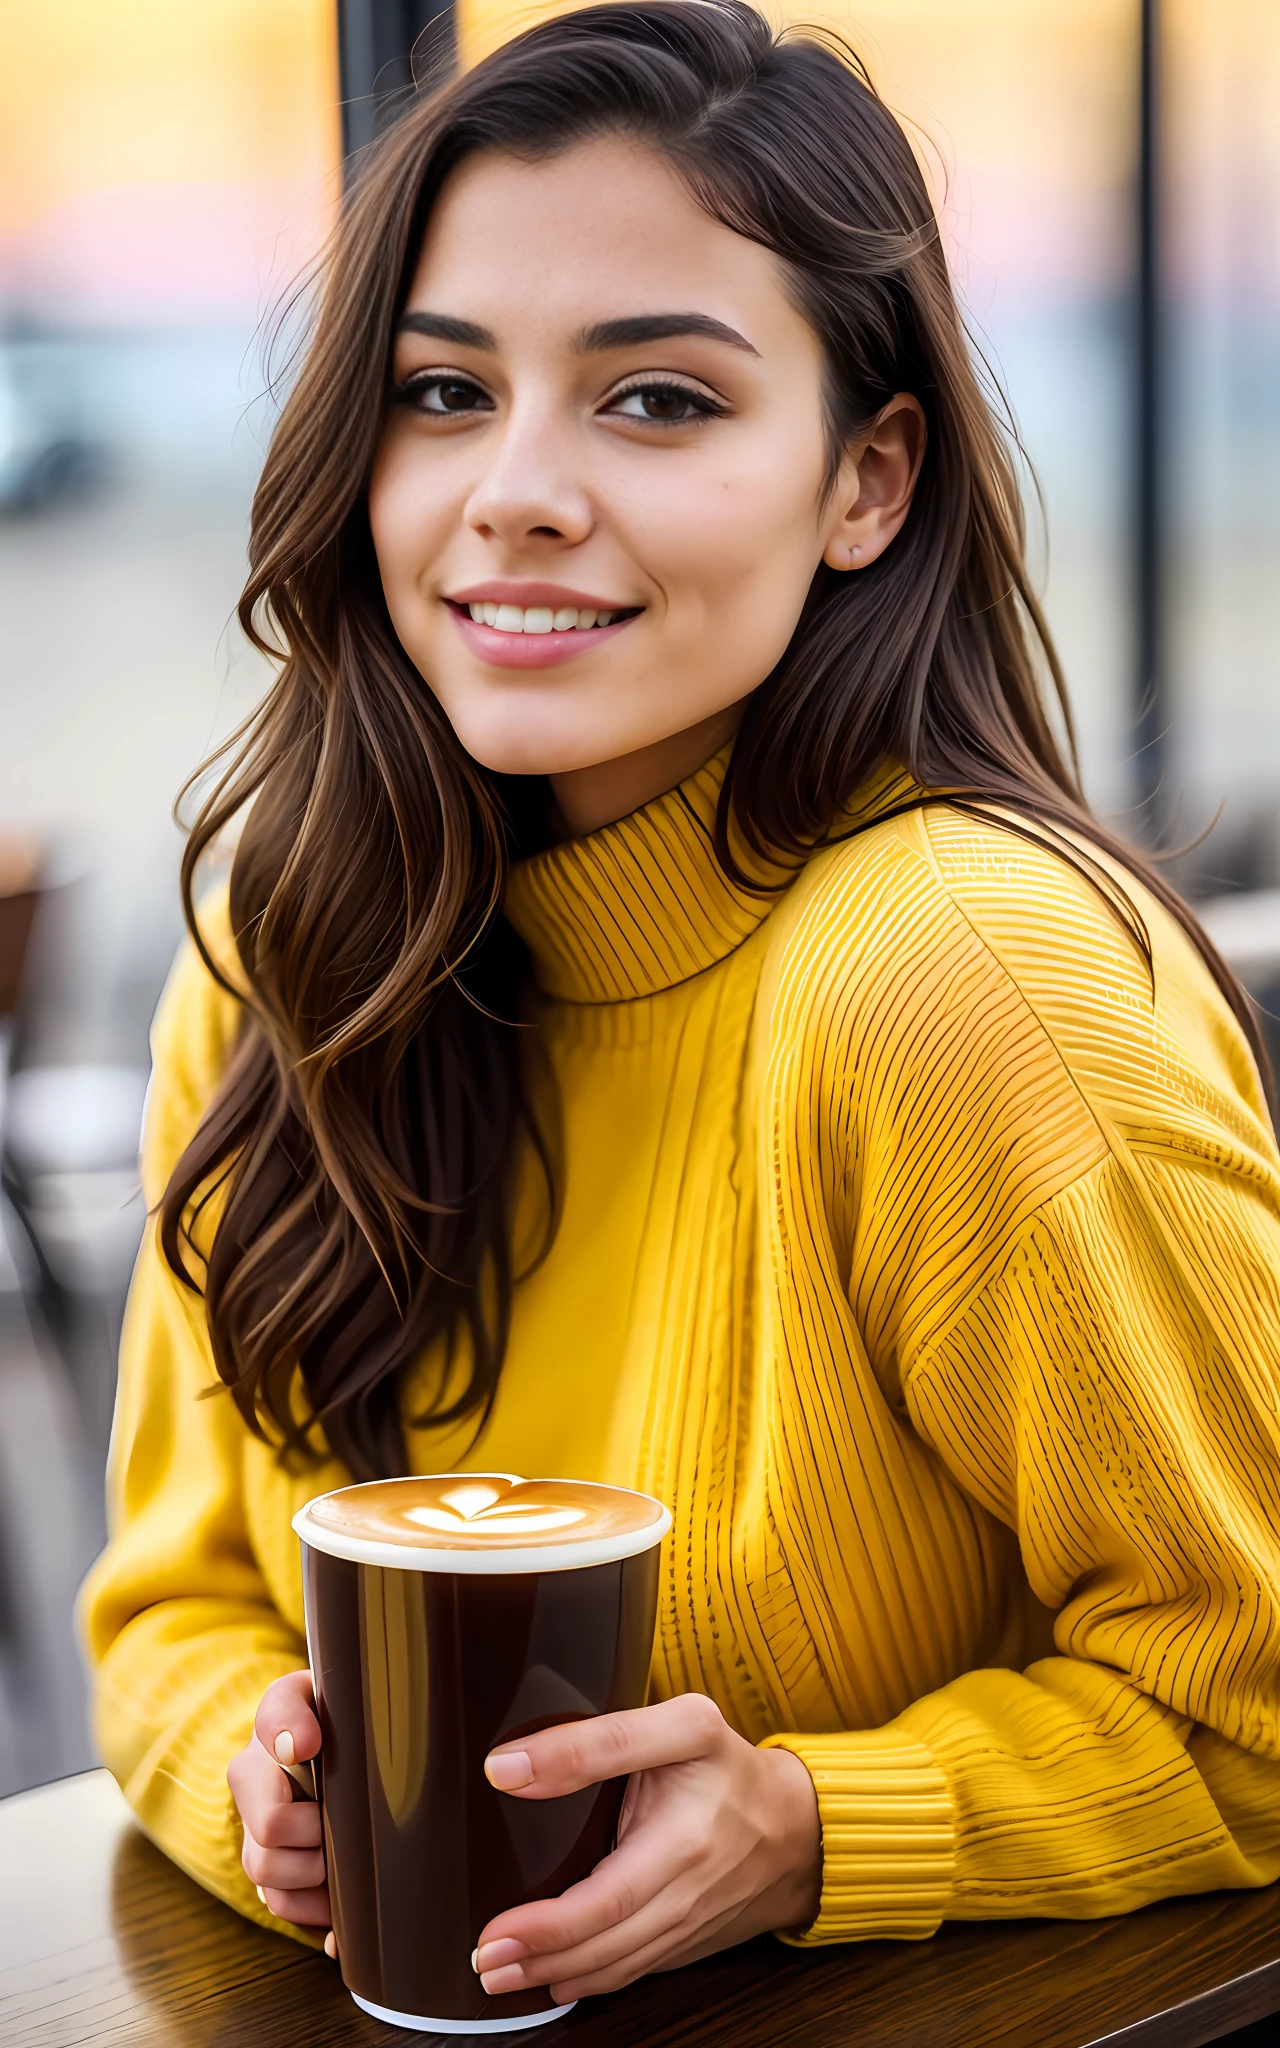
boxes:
[604,378,729,425]
[390,371,729,425]
[392,372,493,415]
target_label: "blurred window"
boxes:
[1165,0,1280,886]
[0,2,340,1066]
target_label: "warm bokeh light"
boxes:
[0,0,341,323]
[458,1,1135,305]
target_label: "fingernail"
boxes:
[476,1938,527,1971]
[470,1947,479,1973]
[274,1730,296,1767]
[255,1885,267,1905]
[324,1931,337,1961]
[481,1964,528,1995]
[484,1748,533,1790]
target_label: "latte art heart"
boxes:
[301,1472,667,1555]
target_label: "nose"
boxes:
[464,398,594,551]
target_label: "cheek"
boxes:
[367,441,451,627]
[621,448,825,626]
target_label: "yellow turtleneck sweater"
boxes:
[82,750,1280,1945]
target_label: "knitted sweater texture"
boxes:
[83,749,1280,1941]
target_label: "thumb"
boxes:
[255,1668,321,1767]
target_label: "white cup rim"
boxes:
[292,1473,672,1574]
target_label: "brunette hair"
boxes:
[163,0,1270,1479]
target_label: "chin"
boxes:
[442,700,649,782]
[458,734,575,778]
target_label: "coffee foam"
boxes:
[295,1473,671,1575]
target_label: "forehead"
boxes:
[402,135,809,352]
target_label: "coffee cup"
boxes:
[292,1471,671,2034]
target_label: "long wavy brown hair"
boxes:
[162,0,1271,1481]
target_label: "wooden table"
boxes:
[3,1772,1279,2048]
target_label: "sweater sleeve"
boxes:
[766,819,1280,1942]
[78,902,318,1940]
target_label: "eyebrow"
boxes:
[396,312,495,347]
[576,314,759,355]
[394,309,759,355]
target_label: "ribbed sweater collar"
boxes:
[504,745,914,1004]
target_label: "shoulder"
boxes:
[759,798,1274,1172]
[918,803,1273,1155]
[143,883,246,1203]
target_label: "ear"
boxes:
[821,395,927,572]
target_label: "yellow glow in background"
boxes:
[1,3,1277,322]
[0,0,340,321]
[0,1,1138,320]
[456,1,1135,301]
[0,0,1275,817]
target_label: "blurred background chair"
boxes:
[2,1060,149,1452]
[0,838,145,1793]
[0,328,104,514]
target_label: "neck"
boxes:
[550,701,748,838]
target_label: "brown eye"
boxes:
[434,378,485,412]
[610,382,721,424]
[396,374,493,415]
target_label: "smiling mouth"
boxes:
[446,599,642,635]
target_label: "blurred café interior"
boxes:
[1,0,1279,1794]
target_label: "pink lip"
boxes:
[448,581,635,611]
[448,606,640,670]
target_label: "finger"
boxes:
[258,1881,331,1927]
[485,1882,739,2002]
[545,1887,760,2003]
[229,1736,321,1847]
[551,1894,750,2000]
[242,1834,327,1893]
[485,1693,724,1799]
[255,1669,321,1768]
[476,1825,697,1982]
[479,1881,691,1997]
[253,1795,323,1851]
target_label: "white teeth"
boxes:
[465,602,625,633]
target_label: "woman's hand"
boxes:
[227,1670,332,1940]
[474,1693,821,2001]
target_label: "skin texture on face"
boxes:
[369,135,922,834]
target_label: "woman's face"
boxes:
[369,136,917,811]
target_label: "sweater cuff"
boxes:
[105,1647,321,1947]
[760,1727,955,1944]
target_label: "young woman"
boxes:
[84,0,1280,2007]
